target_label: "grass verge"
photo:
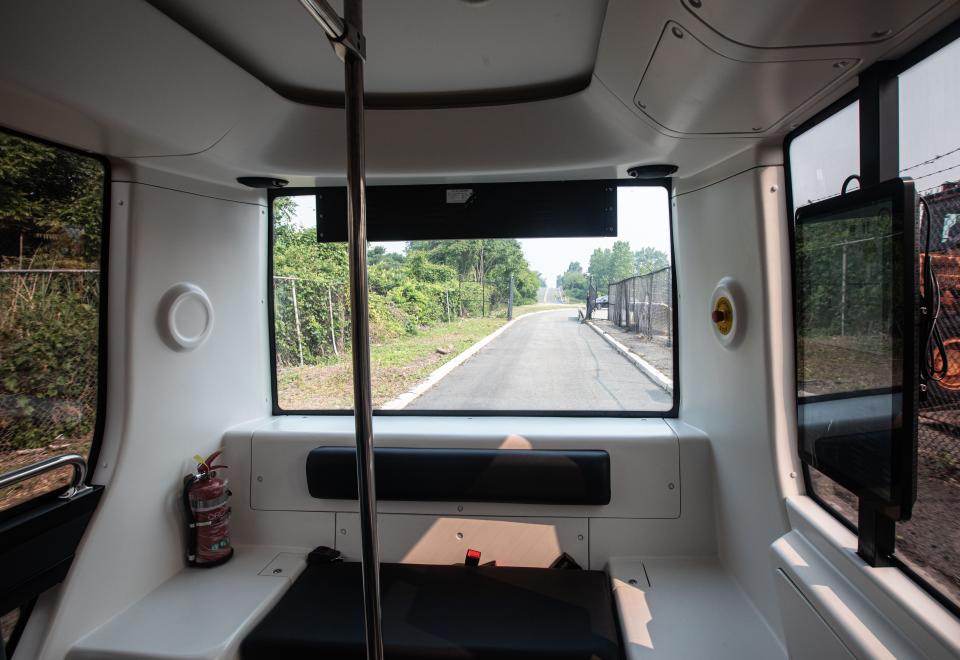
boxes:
[278,316,506,410]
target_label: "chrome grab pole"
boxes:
[342,3,383,660]
[0,454,93,499]
[299,1,382,658]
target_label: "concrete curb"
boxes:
[584,320,673,394]
[382,308,570,410]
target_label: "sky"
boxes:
[790,36,960,207]
[287,185,672,285]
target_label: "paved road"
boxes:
[407,310,671,411]
[537,287,564,303]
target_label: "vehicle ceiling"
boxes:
[0,0,958,186]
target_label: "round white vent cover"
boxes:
[160,283,214,351]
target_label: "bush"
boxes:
[0,275,99,448]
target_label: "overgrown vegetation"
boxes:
[556,241,670,298]
[272,197,542,370]
[0,133,103,452]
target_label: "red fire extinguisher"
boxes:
[182,450,233,567]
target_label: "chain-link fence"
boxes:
[606,267,673,346]
[1,269,99,509]
[272,275,511,369]
[918,181,960,469]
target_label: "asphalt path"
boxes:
[407,309,671,411]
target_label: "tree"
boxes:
[587,242,634,293]
[559,270,588,301]
[634,247,669,274]
[610,240,634,282]
[587,248,611,291]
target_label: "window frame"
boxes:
[266,178,679,418]
[783,15,960,617]
[0,125,110,506]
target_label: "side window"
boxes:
[0,130,106,513]
[897,36,960,610]
[789,33,960,612]
[789,101,860,207]
[788,101,862,530]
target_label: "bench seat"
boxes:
[241,561,622,660]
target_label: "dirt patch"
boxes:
[799,335,896,395]
[277,317,505,410]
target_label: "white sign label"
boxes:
[446,188,474,204]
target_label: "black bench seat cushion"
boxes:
[241,562,622,660]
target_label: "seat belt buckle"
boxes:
[465,549,481,567]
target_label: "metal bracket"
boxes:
[299,0,366,61]
[331,22,366,62]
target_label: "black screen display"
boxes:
[794,179,917,516]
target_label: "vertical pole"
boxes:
[480,244,485,317]
[445,289,450,323]
[328,286,339,356]
[587,275,593,320]
[840,245,847,337]
[508,272,514,321]
[342,1,383,657]
[291,278,305,366]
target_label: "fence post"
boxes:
[289,278,305,367]
[445,289,450,323]
[508,272,514,321]
[328,286,339,356]
[840,244,847,337]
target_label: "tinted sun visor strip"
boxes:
[312,180,618,242]
[306,447,611,505]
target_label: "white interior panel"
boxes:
[247,416,680,519]
[0,0,262,157]
[774,570,855,660]
[674,160,793,639]
[609,557,784,659]
[589,423,717,563]
[335,514,589,568]
[67,547,304,660]
[775,497,960,659]
[635,22,853,134]
[681,0,943,48]
[27,176,272,660]
[147,0,607,102]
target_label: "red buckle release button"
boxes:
[465,549,481,566]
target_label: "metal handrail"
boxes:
[0,454,93,499]
[299,0,382,658]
